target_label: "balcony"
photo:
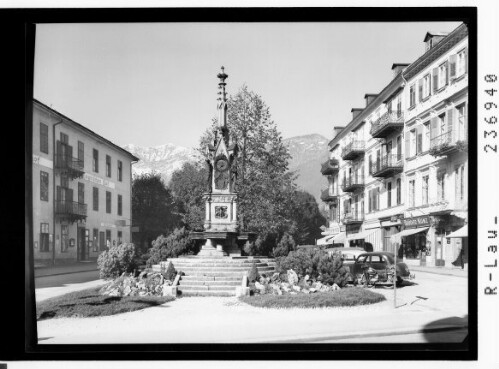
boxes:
[320,189,339,203]
[370,112,404,138]
[341,141,365,160]
[342,175,365,192]
[320,158,340,175]
[429,129,468,157]
[370,154,404,178]
[55,155,85,179]
[342,212,364,225]
[55,201,87,222]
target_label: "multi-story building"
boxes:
[32,99,139,265]
[319,23,468,268]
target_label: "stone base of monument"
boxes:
[168,256,276,297]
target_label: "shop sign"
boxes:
[33,155,53,169]
[100,222,116,228]
[403,215,431,229]
[84,173,116,189]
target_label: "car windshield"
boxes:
[383,254,395,264]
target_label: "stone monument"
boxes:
[191,67,256,257]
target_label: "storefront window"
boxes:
[61,224,68,252]
[404,233,427,259]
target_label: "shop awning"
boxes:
[447,225,468,238]
[331,232,347,244]
[317,235,335,245]
[390,227,429,245]
[347,229,375,241]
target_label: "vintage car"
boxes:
[325,247,365,283]
[351,251,414,286]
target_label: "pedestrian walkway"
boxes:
[409,265,468,278]
[34,261,98,278]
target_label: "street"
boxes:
[36,269,468,344]
[35,269,100,289]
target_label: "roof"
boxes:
[391,63,410,69]
[33,99,140,162]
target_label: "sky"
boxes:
[34,21,462,149]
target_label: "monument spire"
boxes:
[217,66,228,132]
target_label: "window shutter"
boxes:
[67,188,74,202]
[463,103,468,141]
[368,190,372,213]
[405,133,411,159]
[444,60,449,86]
[464,47,468,74]
[67,144,73,160]
[418,79,423,101]
[430,116,438,143]
[455,168,459,204]
[449,54,457,79]
[447,107,455,143]
[56,186,61,201]
[368,155,372,174]
[432,67,439,92]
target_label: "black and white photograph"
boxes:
[10,1,498,366]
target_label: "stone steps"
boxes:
[179,280,240,286]
[181,275,242,281]
[173,267,274,273]
[178,290,235,297]
[171,262,270,268]
[177,285,235,291]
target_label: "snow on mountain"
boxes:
[124,133,330,202]
[122,143,203,185]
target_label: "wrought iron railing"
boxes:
[341,140,365,159]
[370,112,404,135]
[342,175,365,191]
[320,158,340,175]
[343,212,364,222]
[55,155,84,173]
[370,154,403,175]
[55,201,87,217]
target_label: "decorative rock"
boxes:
[332,283,341,291]
[292,285,301,292]
[282,285,291,292]
[123,285,132,296]
[255,281,266,294]
[304,275,310,282]
[287,269,299,286]
[271,273,280,281]
[309,288,317,293]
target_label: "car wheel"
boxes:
[396,277,403,287]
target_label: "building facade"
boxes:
[32,99,139,265]
[320,23,468,268]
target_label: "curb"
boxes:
[239,324,468,343]
[409,268,468,278]
[35,268,99,278]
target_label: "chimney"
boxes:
[351,108,363,120]
[391,63,410,78]
[333,126,344,139]
[364,94,378,107]
[424,32,449,52]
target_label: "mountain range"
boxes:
[123,134,329,203]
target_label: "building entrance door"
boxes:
[77,227,87,261]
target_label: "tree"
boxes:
[146,227,198,267]
[199,85,297,255]
[169,162,208,231]
[132,173,180,252]
[289,191,327,245]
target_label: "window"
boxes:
[410,129,416,157]
[105,230,111,248]
[416,127,423,155]
[438,62,448,89]
[396,95,402,116]
[422,73,431,99]
[106,191,111,214]
[40,223,50,252]
[457,103,467,141]
[396,136,402,161]
[460,165,465,201]
[78,141,84,166]
[423,122,430,152]
[93,229,99,252]
[439,113,447,135]
[61,174,69,189]
[106,155,111,177]
[409,84,416,108]
[396,178,401,205]
[455,165,465,202]
[60,132,68,144]
[40,171,49,201]
[368,154,372,175]
[118,194,122,216]
[61,224,68,252]
[409,179,415,207]
[422,175,429,205]
[78,182,84,204]
[93,187,99,211]
[93,149,99,172]
[387,182,392,208]
[99,231,106,251]
[437,171,446,201]
[456,48,467,77]
[118,230,123,244]
[118,160,123,181]
[40,123,49,154]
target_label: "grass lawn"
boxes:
[37,287,175,321]
[239,288,386,309]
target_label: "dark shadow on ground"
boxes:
[422,314,468,343]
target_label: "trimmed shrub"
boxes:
[273,232,296,257]
[162,262,177,282]
[146,227,198,267]
[276,248,320,278]
[248,262,260,283]
[97,243,138,280]
[318,250,350,287]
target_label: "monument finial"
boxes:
[217,66,228,130]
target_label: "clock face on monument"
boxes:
[215,158,229,172]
